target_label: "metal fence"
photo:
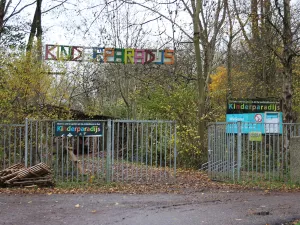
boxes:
[0,124,26,169]
[207,122,300,183]
[0,119,177,184]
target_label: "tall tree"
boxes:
[0,0,36,47]
[0,0,36,34]
[26,0,42,60]
[275,0,296,122]
[116,0,227,145]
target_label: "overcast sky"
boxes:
[6,0,300,49]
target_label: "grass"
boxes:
[55,180,118,189]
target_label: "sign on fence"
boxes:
[249,132,262,142]
[226,99,283,134]
[55,121,103,137]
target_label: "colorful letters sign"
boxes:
[227,99,281,114]
[45,45,174,65]
[55,121,103,137]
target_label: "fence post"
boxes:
[237,121,242,181]
[174,122,177,178]
[106,119,112,183]
[207,125,211,177]
[25,118,28,168]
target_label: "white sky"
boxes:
[4,0,300,49]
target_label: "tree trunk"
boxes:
[227,38,233,99]
[261,0,273,97]
[27,0,43,60]
[282,62,293,122]
[192,0,205,145]
[251,0,259,40]
[0,0,5,32]
[0,0,6,40]
[282,0,294,123]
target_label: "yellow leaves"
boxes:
[89,175,95,184]
[0,51,53,122]
[209,67,227,92]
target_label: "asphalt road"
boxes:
[0,191,299,225]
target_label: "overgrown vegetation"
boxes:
[0,0,299,169]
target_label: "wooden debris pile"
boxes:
[0,163,54,187]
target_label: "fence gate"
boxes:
[0,119,177,184]
[207,122,300,183]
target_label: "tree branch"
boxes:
[292,22,300,36]
[180,0,193,17]
[42,0,68,14]
[232,0,251,46]
[121,0,193,40]
[4,0,13,18]
[4,1,36,24]
[128,15,162,27]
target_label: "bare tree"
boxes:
[0,0,36,33]
[112,0,227,145]
[26,0,42,59]
[271,0,299,122]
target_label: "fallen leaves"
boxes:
[0,169,299,195]
[0,170,240,194]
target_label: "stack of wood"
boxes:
[0,162,54,187]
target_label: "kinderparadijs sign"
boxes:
[45,45,174,64]
[55,121,103,137]
[226,99,283,134]
[227,99,281,114]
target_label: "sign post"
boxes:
[106,120,112,183]
[237,121,242,181]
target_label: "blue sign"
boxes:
[226,113,283,134]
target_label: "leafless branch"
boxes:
[265,16,285,41]
[121,0,193,40]
[4,0,13,17]
[180,0,193,17]
[275,0,284,21]
[292,22,300,36]
[84,3,114,36]
[266,42,284,62]
[232,0,251,46]
[4,1,36,24]
[129,15,162,27]
[42,0,68,14]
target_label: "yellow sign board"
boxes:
[249,132,262,142]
